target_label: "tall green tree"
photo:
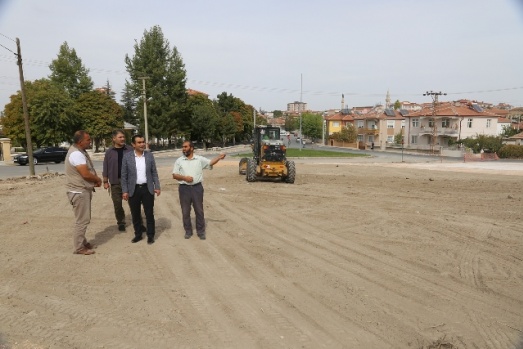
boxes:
[214,92,252,142]
[28,79,75,146]
[48,42,94,100]
[75,91,124,152]
[125,25,188,145]
[3,79,74,148]
[121,81,138,126]
[187,94,218,148]
[301,113,323,139]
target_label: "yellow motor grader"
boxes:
[239,126,295,183]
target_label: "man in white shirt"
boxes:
[121,135,161,245]
[172,141,225,240]
[65,130,102,255]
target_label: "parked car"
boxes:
[14,147,68,165]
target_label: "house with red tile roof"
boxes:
[403,101,502,151]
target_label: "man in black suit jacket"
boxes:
[121,135,161,244]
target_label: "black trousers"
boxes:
[128,184,155,238]
[178,183,205,235]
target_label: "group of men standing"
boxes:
[65,129,226,255]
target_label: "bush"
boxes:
[498,144,523,159]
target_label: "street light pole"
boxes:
[139,76,150,149]
[299,74,303,150]
[423,90,446,154]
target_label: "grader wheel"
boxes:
[239,157,248,175]
[284,160,296,184]
[246,159,257,182]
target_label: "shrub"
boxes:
[498,144,523,159]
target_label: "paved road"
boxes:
[1,144,521,180]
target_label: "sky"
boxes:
[0,0,522,113]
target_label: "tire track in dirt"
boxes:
[208,190,398,348]
[210,186,520,348]
[0,280,175,348]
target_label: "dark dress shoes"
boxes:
[131,236,142,243]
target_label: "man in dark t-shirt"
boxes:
[102,130,133,231]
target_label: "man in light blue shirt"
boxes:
[172,141,225,240]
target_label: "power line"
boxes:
[0,43,16,55]
[0,52,522,102]
[0,32,15,42]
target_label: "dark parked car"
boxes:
[14,147,68,165]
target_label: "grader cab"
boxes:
[239,126,295,183]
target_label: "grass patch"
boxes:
[234,148,368,158]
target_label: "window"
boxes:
[333,121,340,127]
[486,119,491,128]
[357,135,364,142]
[411,135,418,144]
[401,120,405,128]
[387,120,394,129]
[368,135,374,142]
[412,118,419,127]
[442,118,450,128]
[357,121,364,128]
[387,135,394,143]
[467,119,473,128]
[428,118,434,127]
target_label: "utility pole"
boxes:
[16,38,35,175]
[423,90,446,154]
[299,73,303,150]
[139,76,150,149]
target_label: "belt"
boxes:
[180,182,202,187]
[136,183,147,187]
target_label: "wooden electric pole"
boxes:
[423,90,446,154]
[16,38,35,175]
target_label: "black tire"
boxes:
[54,160,62,164]
[284,160,296,183]
[239,158,248,175]
[246,159,257,182]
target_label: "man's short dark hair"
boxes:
[183,140,194,149]
[131,134,144,144]
[112,129,125,138]
[73,130,88,144]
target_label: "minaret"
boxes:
[341,94,345,111]
[385,90,391,109]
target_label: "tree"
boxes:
[3,79,74,148]
[461,134,503,154]
[301,113,323,139]
[500,124,519,138]
[393,100,401,110]
[125,25,188,145]
[49,42,94,100]
[187,94,218,149]
[75,90,124,152]
[214,92,252,142]
[121,81,138,126]
[28,79,75,146]
[330,123,357,143]
[273,110,283,118]
[218,113,237,147]
[394,129,404,145]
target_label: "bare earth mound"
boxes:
[0,160,522,348]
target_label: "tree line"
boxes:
[2,26,269,151]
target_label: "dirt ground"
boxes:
[0,158,522,349]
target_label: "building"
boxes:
[403,101,502,151]
[287,101,308,113]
